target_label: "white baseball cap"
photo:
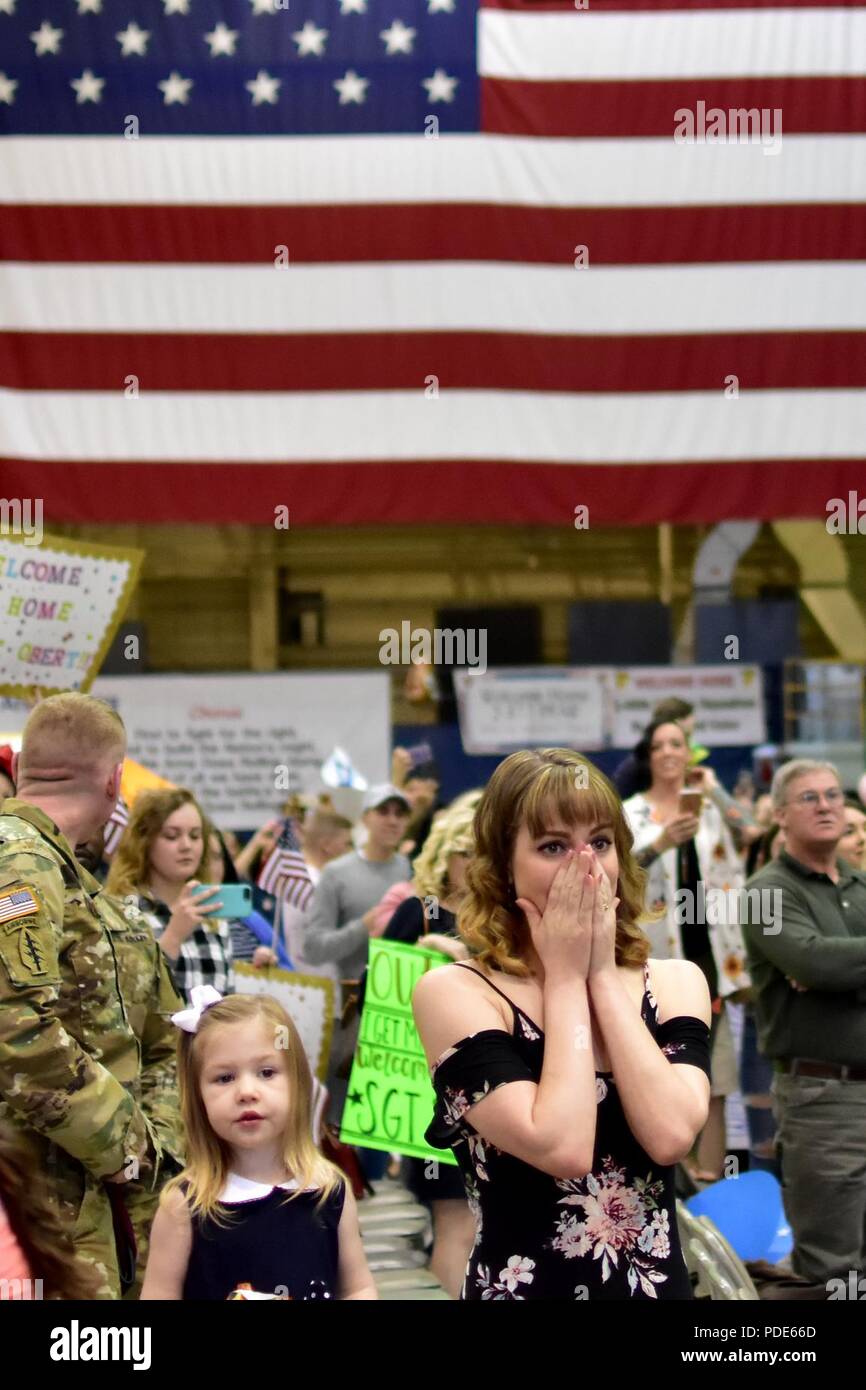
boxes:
[362,783,411,814]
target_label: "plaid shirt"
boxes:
[139,894,234,1005]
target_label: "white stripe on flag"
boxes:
[3,387,865,463]
[478,8,866,82]
[3,262,866,334]
[2,135,864,207]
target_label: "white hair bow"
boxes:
[171,984,224,1034]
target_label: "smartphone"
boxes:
[406,741,435,769]
[678,791,703,817]
[190,883,252,921]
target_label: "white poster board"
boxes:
[455,667,609,754]
[233,963,334,1082]
[612,666,766,746]
[89,672,390,828]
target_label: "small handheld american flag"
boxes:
[103,796,130,859]
[257,817,313,913]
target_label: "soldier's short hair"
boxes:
[20,693,126,777]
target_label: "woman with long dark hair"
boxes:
[623,718,750,1183]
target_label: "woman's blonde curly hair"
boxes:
[458,748,650,976]
[411,789,483,902]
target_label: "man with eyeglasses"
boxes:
[742,759,866,1293]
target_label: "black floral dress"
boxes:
[425,962,710,1300]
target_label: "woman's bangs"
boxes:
[521,763,614,840]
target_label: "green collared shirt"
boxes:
[743,850,866,1065]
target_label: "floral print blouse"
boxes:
[425,963,710,1301]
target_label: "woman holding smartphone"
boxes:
[413,748,711,1301]
[106,788,233,1004]
[622,719,749,1183]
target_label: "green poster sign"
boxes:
[339,938,457,1165]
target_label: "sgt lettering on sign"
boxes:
[340,938,454,1161]
[351,946,432,1143]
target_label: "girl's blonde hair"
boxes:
[105,787,209,900]
[411,789,483,902]
[165,993,343,1222]
[458,747,650,976]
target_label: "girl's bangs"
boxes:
[521,762,617,840]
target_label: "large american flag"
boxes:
[1,0,864,527]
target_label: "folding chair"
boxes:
[695,1215,760,1300]
[687,1240,740,1301]
[365,1249,430,1273]
[676,1201,708,1289]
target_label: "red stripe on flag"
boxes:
[3,331,865,392]
[3,204,864,266]
[1,459,862,527]
[481,76,866,138]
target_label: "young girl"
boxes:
[141,989,377,1300]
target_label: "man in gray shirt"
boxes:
[743,758,866,1292]
[303,783,411,1125]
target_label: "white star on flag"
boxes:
[249,0,278,13]
[245,69,280,105]
[333,69,369,104]
[158,70,193,104]
[0,72,18,104]
[423,67,458,102]
[204,22,239,56]
[292,20,328,56]
[116,22,150,56]
[30,21,63,55]
[70,68,105,103]
[380,19,416,54]
[0,0,16,15]
[428,0,455,11]
[162,0,190,14]
[77,0,102,12]
[339,0,367,14]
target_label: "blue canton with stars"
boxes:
[0,0,478,134]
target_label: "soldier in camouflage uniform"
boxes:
[84,851,185,1297]
[0,694,183,1299]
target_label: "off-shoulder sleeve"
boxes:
[655,1015,711,1079]
[424,1030,536,1149]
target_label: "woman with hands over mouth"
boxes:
[413,748,712,1300]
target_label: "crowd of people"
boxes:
[0,690,865,1301]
